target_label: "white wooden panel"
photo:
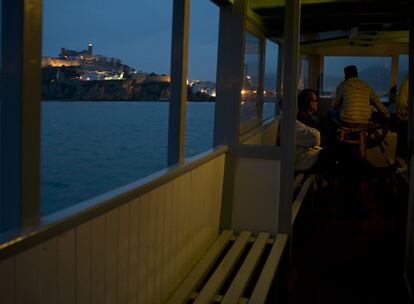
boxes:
[170,173,186,290]
[211,157,224,239]
[138,192,150,304]
[212,156,225,234]
[118,203,130,304]
[146,190,157,304]
[203,161,214,243]
[128,198,139,304]
[233,158,281,235]
[154,185,166,304]
[190,168,203,268]
[161,182,174,301]
[105,208,119,304]
[58,229,76,304]
[0,257,16,304]
[194,167,204,266]
[169,178,179,294]
[183,172,193,276]
[91,215,105,304]
[0,154,226,304]
[76,221,91,304]
[38,238,58,304]
[205,160,219,248]
[16,244,41,304]
[199,163,211,254]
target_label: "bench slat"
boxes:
[249,233,288,303]
[222,232,270,304]
[291,175,315,225]
[194,231,252,304]
[167,230,234,304]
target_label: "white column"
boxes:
[278,0,301,233]
[168,0,190,165]
[0,0,42,230]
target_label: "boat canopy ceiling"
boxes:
[213,0,412,46]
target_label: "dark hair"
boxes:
[298,88,317,112]
[344,65,358,79]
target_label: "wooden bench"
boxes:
[291,174,316,225]
[167,230,288,303]
[167,174,315,303]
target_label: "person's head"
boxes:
[298,88,318,114]
[344,65,358,79]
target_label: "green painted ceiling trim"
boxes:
[210,0,265,33]
[301,33,409,51]
[210,0,234,6]
[247,8,265,30]
[250,0,357,9]
[301,37,350,50]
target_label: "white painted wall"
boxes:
[0,155,225,304]
[232,158,281,236]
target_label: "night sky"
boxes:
[42,0,219,82]
[42,0,408,84]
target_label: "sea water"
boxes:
[41,101,275,215]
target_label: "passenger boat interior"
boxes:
[1,0,414,303]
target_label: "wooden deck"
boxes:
[288,170,410,303]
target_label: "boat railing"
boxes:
[0,145,228,303]
[240,115,280,145]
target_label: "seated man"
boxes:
[295,120,322,172]
[297,88,320,130]
[295,119,375,181]
[327,65,390,147]
[392,74,409,156]
[396,74,409,122]
[331,65,389,127]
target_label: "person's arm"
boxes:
[296,120,321,147]
[396,76,409,120]
[333,82,344,109]
[370,88,390,119]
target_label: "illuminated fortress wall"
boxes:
[146,75,171,82]
[41,58,81,68]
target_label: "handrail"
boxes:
[239,116,278,144]
[291,174,315,225]
[0,145,228,260]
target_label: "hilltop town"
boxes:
[42,44,216,101]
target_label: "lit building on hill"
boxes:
[41,43,138,80]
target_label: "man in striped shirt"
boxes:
[396,74,409,122]
[332,65,389,126]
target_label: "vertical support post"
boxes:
[214,0,247,229]
[404,21,414,296]
[278,0,301,233]
[408,26,414,156]
[168,0,190,166]
[0,0,42,231]
[276,43,284,115]
[310,54,321,91]
[214,0,246,148]
[319,56,325,94]
[390,53,399,89]
[257,38,265,120]
[404,22,414,291]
